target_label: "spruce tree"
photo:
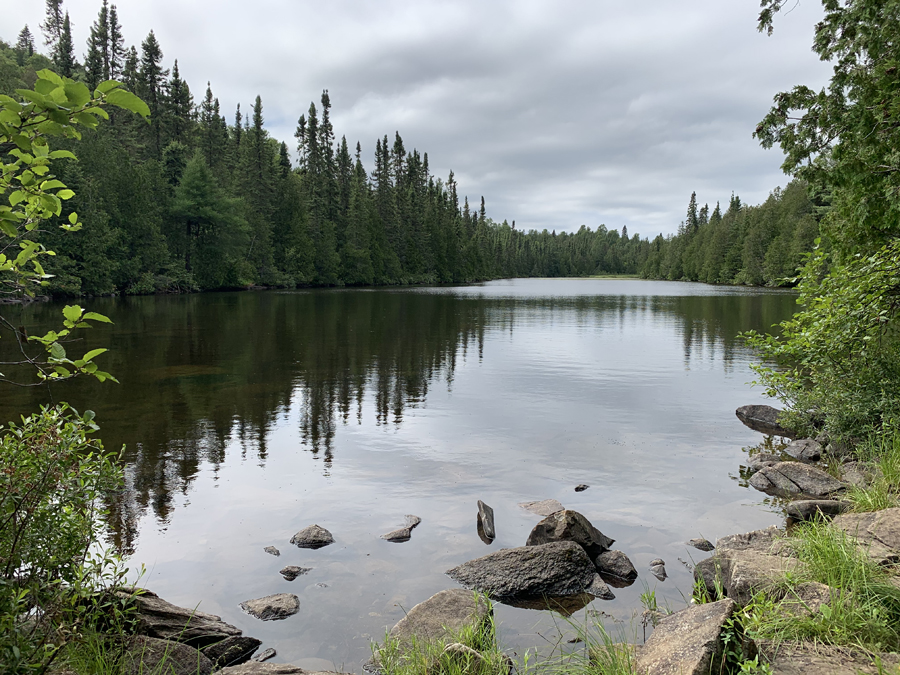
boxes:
[138,30,169,159]
[108,5,125,77]
[41,0,64,49]
[84,0,110,88]
[15,26,35,65]
[53,12,77,78]
[166,60,194,146]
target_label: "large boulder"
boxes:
[290,524,334,549]
[735,405,797,438]
[832,507,900,565]
[634,598,737,675]
[388,589,491,649]
[757,641,900,675]
[694,527,800,605]
[447,541,610,601]
[525,510,614,556]
[239,594,300,621]
[785,499,850,522]
[124,636,214,675]
[121,588,242,648]
[749,462,846,499]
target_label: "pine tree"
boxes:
[108,5,125,77]
[84,0,110,88]
[41,0,64,49]
[166,60,194,146]
[53,12,77,77]
[138,30,169,159]
[686,191,699,234]
[122,46,139,90]
[15,26,35,66]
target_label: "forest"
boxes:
[2,1,824,297]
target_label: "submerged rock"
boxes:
[593,550,637,585]
[749,462,845,499]
[263,546,280,557]
[784,438,823,462]
[518,499,564,517]
[279,565,312,581]
[735,404,797,438]
[201,636,262,669]
[477,500,495,541]
[239,594,300,621]
[525,509,614,556]
[687,538,715,552]
[290,524,334,549]
[381,515,422,543]
[125,636,213,675]
[447,540,608,601]
[649,562,667,581]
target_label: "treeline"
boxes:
[2,1,650,296]
[641,181,820,286]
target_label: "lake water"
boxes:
[1,279,798,670]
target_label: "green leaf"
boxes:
[57,189,75,200]
[36,70,64,86]
[63,305,83,323]
[40,179,66,190]
[49,342,66,360]
[105,89,151,119]
[82,348,108,362]
[49,149,77,160]
[0,221,16,237]
[95,80,124,94]
[64,81,91,108]
[83,312,113,323]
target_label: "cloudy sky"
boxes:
[4,1,830,237]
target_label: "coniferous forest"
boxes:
[3,0,821,295]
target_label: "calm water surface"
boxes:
[2,279,797,670]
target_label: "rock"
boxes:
[121,588,242,648]
[388,589,491,649]
[525,509,614,556]
[447,540,607,601]
[263,546,280,556]
[219,663,352,675]
[279,566,312,581]
[501,592,601,614]
[841,461,882,488]
[735,404,797,438]
[693,527,799,605]
[239,594,300,621]
[649,564,667,581]
[254,648,276,662]
[443,643,486,664]
[635,598,736,675]
[201,636,261,669]
[745,452,783,475]
[757,641,900,675]
[290,524,334,549]
[518,499,564,516]
[687,538,715,552]
[749,461,846,499]
[649,558,665,566]
[785,499,850,522]
[826,439,857,459]
[124,636,214,675]
[778,582,843,618]
[784,438,822,462]
[833,507,900,565]
[477,500,495,541]
[594,550,637,584]
[381,515,422,543]
[575,484,589,492]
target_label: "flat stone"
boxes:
[239,594,300,621]
[525,509,614,555]
[219,664,352,675]
[575,484,589,492]
[290,524,334,549]
[635,598,736,675]
[477,501,495,541]
[518,499,564,516]
[841,461,882,488]
[757,641,900,675]
[594,550,637,584]
[833,507,900,565]
[687,538,715,552]
[388,589,491,649]
[784,438,822,462]
[736,404,797,438]
[785,499,850,522]
[749,462,846,499]
[120,588,242,648]
[279,566,312,581]
[381,515,422,543]
[254,648,276,662]
[124,636,214,675]
[745,452,783,475]
[201,636,262,669]
[447,540,606,601]
[263,546,280,557]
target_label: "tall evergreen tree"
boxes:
[84,0,110,88]
[165,60,194,146]
[53,12,76,78]
[41,0,64,49]
[14,26,35,65]
[138,30,168,159]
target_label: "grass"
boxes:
[844,432,900,512]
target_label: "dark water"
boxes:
[1,279,797,670]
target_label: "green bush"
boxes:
[0,405,126,674]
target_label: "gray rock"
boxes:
[841,461,882,488]
[501,592,600,614]
[687,538,715,552]
[290,524,334,549]
[124,636,214,675]
[784,438,823,462]
[735,404,797,438]
[749,461,846,499]
[388,589,491,649]
[254,648,276,662]
[219,663,353,675]
[833,507,900,565]
[745,452,782,475]
[757,641,900,675]
[525,509,614,556]
[279,565,312,581]
[447,540,606,600]
[693,527,799,605]
[201,636,261,669]
[593,550,637,583]
[778,582,843,618]
[575,484,589,492]
[518,499,564,516]
[477,500,495,541]
[785,499,850,522]
[263,546,280,556]
[239,594,300,621]
[120,588,242,648]
[381,515,422,543]
[635,598,736,675]
[649,558,665,566]
[649,564,667,581]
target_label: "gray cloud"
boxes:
[4,0,830,236]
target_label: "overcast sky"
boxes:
[3,1,830,237]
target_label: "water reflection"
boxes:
[0,280,796,553]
